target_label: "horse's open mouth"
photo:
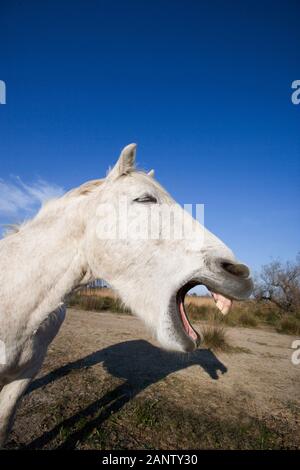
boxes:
[176,281,233,342]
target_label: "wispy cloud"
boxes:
[0,176,65,219]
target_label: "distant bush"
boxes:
[185,296,300,336]
[186,302,258,328]
[260,308,282,325]
[185,304,214,322]
[254,254,300,314]
[236,311,258,327]
[68,293,132,314]
[276,316,300,335]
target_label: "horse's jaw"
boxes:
[155,269,253,353]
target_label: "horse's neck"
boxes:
[1,201,92,332]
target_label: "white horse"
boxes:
[0,144,252,445]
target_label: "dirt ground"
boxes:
[5,308,300,450]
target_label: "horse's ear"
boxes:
[107,143,137,180]
[148,169,155,178]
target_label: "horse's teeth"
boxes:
[216,300,231,315]
[212,292,232,315]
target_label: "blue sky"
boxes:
[0,0,299,275]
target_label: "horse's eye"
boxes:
[133,194,157,204]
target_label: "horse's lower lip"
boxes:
[176,282,200,343]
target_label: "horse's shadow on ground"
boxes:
[25,340,227,449]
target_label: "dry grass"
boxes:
[276,315,300,335]
[201,324,231,351]
[76,287,116,298]
[186,296,300,334]
[68,293,131,314]
[185,295,214,307]
[201,323,250,353]
[6,308,300,450]
[69,288,300,336]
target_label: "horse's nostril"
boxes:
[221,262,250,279]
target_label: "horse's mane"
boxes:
[63,178,104,198]
[2,224,23,237]
[1,171,154,239]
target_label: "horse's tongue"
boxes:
[211,292,232,315]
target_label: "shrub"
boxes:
[276,316,300,335]
[202,324,231,352]
[237,311,258,327]
[68,294,132,314]
[185,304,215,322]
